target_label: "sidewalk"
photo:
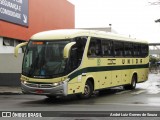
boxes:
[0,86,22,95]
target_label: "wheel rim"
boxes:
[84,84,90,96]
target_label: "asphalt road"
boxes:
[0,74,160,119]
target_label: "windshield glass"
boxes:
[22,40,69,78]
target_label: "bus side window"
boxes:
[69,37,87,71]
[88,41,96,56]
[133,44,141,57]
[124,42,133,57]
[88,38,102,57]
[102,40,113,57]
[75,37,87,60]
[95,40,102,56]
[114,41,124,57]
[141,44,148,57]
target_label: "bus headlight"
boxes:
[52,82,63,87]
[52,78,70,87]
[22,81,28,84]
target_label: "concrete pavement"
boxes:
[0,86,22,95]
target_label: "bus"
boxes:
[15,29,149,99]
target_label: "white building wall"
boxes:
[0,37,24,86]
[0,37,23,72]
[0,53,23,73]
[0,37,22,53]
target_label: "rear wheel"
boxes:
[124,75,137,90]
[77,80,93,99]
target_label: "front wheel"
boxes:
[124,75,137,90]
[77,80,93,99]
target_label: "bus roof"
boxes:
[30,29,148,44]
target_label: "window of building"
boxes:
[3,38,14,46]
[3,37,23,47]
[14,40,22,46]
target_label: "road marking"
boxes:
[131,90,146,95]
[147,90,160,94]
[96,102,160,107]
[65,102,160,107]
[115,90,132,94]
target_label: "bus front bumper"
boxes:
[21,81,68,96]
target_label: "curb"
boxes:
[0,87,22,95]
[0,92,22,95]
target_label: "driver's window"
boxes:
[68,37,87,72]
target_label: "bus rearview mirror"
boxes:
[14,42,28,57]
[63,42,76,58]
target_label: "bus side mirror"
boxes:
[14,42,28,57]
[63,42,76,58]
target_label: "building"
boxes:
[77,25,117,33]
[0,0,75,86]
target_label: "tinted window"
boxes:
[22,40,69,78]
[141,44,148,57]
[124,42,133,57]
[133,44,141,57]
[102,40,113,56]
[88,38,102,57]
[114,42,124,56]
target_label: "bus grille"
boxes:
[25,83,53,88]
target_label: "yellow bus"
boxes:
[15,29,149,99]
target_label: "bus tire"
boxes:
[124,75,137,90]
[77,80,93,99]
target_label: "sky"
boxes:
[68,0,160,43]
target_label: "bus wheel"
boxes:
[78,80,93,99]
[124,75,137,90]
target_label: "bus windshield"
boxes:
[22,40,69,78]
